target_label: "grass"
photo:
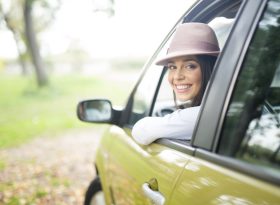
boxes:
[0,159,6,170]
[0,72,135,148]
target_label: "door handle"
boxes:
[142,182,165,205]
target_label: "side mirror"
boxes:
[77,99,113,123]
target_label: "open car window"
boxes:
[152,16,236,118]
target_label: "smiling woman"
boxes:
[132,23,219,145]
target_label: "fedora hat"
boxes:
[156,23,220,65]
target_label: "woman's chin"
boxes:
[176,95,192,102]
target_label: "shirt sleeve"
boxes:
[131,106,201,145]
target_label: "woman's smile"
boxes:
[175,84,192,93]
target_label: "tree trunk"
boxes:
[24,0,48,87]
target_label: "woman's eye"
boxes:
[184,64,196,70]
[167,65,176,70]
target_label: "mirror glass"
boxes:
[80,100,112,122]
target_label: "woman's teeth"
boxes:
[176,85,191,90]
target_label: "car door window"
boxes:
[218,0,280,175]
[152,16,236,118]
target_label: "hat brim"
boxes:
[155,50,220,66]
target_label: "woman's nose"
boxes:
[174,68,185,80]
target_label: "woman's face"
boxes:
[167,55,202,102]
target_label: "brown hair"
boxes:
[174,55,217,108]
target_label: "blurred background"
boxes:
[0,0,194,204]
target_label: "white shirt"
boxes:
[132,106,200,145]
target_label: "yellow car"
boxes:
[77,0,280,204]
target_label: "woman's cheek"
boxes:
[168,72,174,86]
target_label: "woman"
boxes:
[132,23,220,145]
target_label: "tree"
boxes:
[24,0,48,86]
[0,0,60,87]
[1,0,116,87]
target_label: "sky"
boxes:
[0,0,197,60]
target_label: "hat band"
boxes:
[168,41,220,54]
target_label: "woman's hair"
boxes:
[174,55,217,108]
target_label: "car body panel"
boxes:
[94,125,115,205]
[169,156,280,204]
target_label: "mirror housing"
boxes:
[77,99,113,123]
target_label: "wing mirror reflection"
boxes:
[77,99,113,123]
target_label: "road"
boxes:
[0,127,103,205]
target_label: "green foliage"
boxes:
[0,73,132,148]
[6,196,21,205]
[35,188,48,198]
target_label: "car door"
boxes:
[105,1,245,204]
[168,0,280,204]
